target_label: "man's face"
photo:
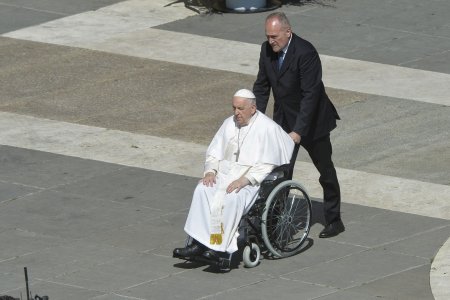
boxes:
[233,97,256,127]
[265,17,291,53]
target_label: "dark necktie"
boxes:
[278,51,285,70]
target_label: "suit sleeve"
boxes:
[294,50,323,137]
[253,44,271,114]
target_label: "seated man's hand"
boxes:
[202,172,216,187]
[227,177,250,194]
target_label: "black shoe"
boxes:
[319,220,345,238]
[173,243,205,258]
[202,249,220,261]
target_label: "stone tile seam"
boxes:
[30,262,147,295]
[194,278,270,300]
[282,262,431,294]
[41,164,129,191]
[293,10,450,42]
[277,242,431,281]
[335,31,412,58]
[0,179,46,192]
[34,277,102,293]
[47,186,171,215]
[0,2,69,17]
[341,263,431,291]
[103,292,146,300]
[11,253,128,289]
[1,287,26,297]
[372,224,450,250]
[0,256,17,264]
[367,24,450,41]
[117,269,192,291]
[0,189,45,206]
[309,289,343,300]
[267,274,334,290]
[398,48,450,67]
[330,224,450,253]
[50,210,182,248]
[275,276,341,295]
[279,248,371,277]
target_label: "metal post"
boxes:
[24,267,30,300]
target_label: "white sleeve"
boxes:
[245,163,275,185]
[204,155,219,176]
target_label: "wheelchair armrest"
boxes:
[263,164,290,181]
[258,164,291,199]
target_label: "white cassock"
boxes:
[184,111,294,253]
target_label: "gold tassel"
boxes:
[210,223,224,245]
[210,234,222,245]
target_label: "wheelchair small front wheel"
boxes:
[242,243,260,268]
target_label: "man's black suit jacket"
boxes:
[253,33,340,142]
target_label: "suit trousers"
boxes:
[287,134,341,225]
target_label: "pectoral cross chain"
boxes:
[234,149,240,162]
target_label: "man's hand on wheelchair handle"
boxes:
[289,131,301,144]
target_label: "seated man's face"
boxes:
[232,97,257,127]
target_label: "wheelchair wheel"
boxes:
[261,180,311,258]
[242,242,260,268]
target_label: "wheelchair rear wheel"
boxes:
[261,180,312,258]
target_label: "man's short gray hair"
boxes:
[266,12,291,28]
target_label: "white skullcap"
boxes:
[234,89,255,99]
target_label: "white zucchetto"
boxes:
[234,89,256,99]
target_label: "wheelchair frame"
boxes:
[238,165,312,268]
[176,165,312,270]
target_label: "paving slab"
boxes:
[210,277,338,300]
[0,145,123,189]
[346,264,435,300]
[53,167,198,213]
[283,248,429,289]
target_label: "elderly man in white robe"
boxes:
[173,89,294,261]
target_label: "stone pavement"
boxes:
[0,0,449,299]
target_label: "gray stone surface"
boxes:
[0,146,448,299]
[347,264,435,300]
[0,0,125,34]
[1,37,449,185]
[0,0,449,299]
[158,0,450,74]
[0,145,123,188]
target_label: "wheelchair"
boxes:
[237,164,312,268]
[177,165,312,270]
